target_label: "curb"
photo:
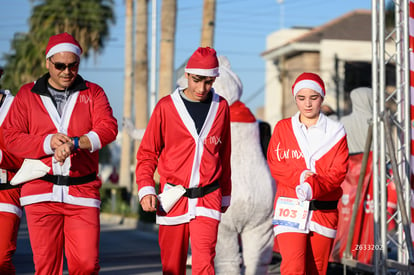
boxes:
[100,212,159,232]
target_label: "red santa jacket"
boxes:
[136,88,232,225]
[0,91,23,217]
[2,74,118,208]
[267,112,348,238]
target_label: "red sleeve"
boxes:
[0,129,23,170]
[135,101,165,190]
[306,135,349,199]
[3,86,50,159]
[88,83,118,147]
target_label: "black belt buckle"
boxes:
[186,187,202,198]
[56,176,69,186]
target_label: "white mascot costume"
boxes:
[212,56,276,275]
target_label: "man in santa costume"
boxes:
[211,56,276,275]
[136,47,231,275]
[2,32,118,275]
[267,72,349,274]
[0,68,24,274]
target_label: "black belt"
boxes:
[40,172,96,186]
[0,183,18,190]
[309,200,338,211]
[168,181,220,199]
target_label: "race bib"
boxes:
[0,169,7,184]
[273,197,310,230]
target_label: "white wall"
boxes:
[320,39,372,113]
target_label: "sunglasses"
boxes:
[49,59,79,71]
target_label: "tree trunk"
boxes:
[132,0,149,211]
[119,0,134,192]
[158,0,177,98]
[201,0,216,47]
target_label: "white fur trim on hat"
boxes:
[46,43,82,59]
[184,67,219,77]
[293,79,325,98]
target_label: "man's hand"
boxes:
[140,194,158,212]
[51,133,72,150]
[54,141,74,166]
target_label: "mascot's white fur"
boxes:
[212,56,276,275]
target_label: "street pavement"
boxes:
[14,212,192,275]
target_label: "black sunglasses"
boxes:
[49,59,79,71]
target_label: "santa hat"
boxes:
[292,72,325,98]
[185,47,219,77]
[45,32,83,59]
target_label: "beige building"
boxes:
[261,9,395,128]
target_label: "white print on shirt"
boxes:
[274,142,304,161]
[79,94,91,104]
[204,136,222,145]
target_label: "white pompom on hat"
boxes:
[45,32,83,59]
[185,47,219,77]
[292,72,326,98]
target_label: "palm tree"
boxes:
[201,0,216,47]
[158,0,177,98]
[1,0,115,93]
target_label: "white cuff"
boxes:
[44,134,54,155]
[138,186,157,202]
[296,182,312,201]
[86,131,100,153]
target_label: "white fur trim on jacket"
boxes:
[0,203,22,218]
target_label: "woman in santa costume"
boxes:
[267,72,349,274]
[2,33,118,275]
[0,68,24,275]
[136,47,231,275]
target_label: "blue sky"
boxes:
[0,0,372,123]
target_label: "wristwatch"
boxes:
[71,136,80,150]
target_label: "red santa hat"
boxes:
[45,32,83,59]
[185,47,219,77]
[292,72,326,98]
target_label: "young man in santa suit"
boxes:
[2,33,118,275]
[267,72,349,274]
[0,68,24,274]
[136,47,232,275]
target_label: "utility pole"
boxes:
[150,0,157,112]
[119,0,134,192]
[132,0,149,211]
[200,0,216,47]
[158,0,177,99]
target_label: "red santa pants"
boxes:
[276,231,334,275]
[25,202,100,275]
[159,216,219,275]
[0,212,20,275]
